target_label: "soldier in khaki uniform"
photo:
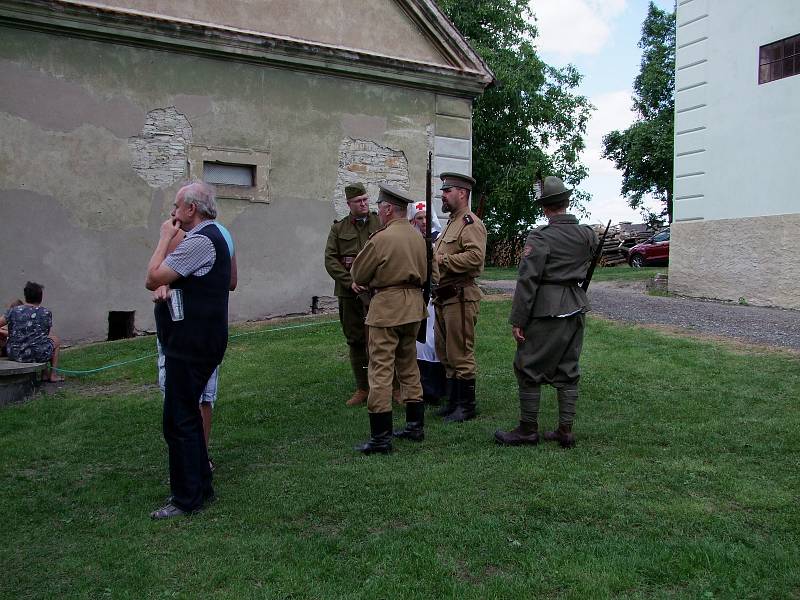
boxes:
[324,182,382,406]
[432,172,487,423]
[351,184,427,454]
[495,176,598,448]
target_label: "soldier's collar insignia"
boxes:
[463,214,474,225]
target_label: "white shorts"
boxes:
[156,340,219,407]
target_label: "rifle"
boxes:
[580,219,611,292]
[417,152,433,343]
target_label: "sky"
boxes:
[532,0,674,226]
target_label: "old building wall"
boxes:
[0,26,437,342]
[670,215,800,310]
[89,0,447,66]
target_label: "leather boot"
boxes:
[435,378,457,417]
[494,421,539,446]
[444,379,476,423]
[355,411,393,454]
[542,424,576,448]
[393,401,424,441]
[346,389,368,407]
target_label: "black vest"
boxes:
[155,222,231,365]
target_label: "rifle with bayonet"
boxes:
[580,219,611,292]
[417,152,433,343]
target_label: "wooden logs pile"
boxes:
[486,223,657,268]
[487,235,526,267]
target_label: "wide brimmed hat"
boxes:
[439,172,476,191]
[536,176,572,205]
[345,182,367,200]
[377,184,416,207]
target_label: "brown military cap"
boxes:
[439,172,476,191]
[536,176,572,205]
[345,182,367,200]
[377,184,416,207]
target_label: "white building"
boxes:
[670,0,800,309]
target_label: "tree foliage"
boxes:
[602,2,676,222]
[437,0,593,239]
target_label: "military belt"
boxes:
[539,280,580,287]
[432,277,475,301]
[371,284,422,295]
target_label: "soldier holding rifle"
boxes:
[495,176,598,449]
[432,172,487,423]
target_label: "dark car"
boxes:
[628,228,670,268]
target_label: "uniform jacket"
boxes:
[510,214,598,327]
[324,212,381,297]
[351,218,427,328]
[432,205,487,305]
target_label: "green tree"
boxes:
[437,0,593,239]
[602,2,675,222]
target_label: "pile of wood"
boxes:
[593,222,656,267]
[486,222,658,268]
[487,235,526,267]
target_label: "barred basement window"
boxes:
[759,34,800,84]
[203,162,255,187]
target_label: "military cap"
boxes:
[345,182,367,200]
[536,176,572,205]
[377,184,416,207]
[439,172,476,191]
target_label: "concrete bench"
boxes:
[0,357,47,406]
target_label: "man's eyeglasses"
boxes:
[348,198,369,204]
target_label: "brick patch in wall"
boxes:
[128,107,192,188]
[333,137,410,217]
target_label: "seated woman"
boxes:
[0,282,63,382]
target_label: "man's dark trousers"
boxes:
[163,356,215,512]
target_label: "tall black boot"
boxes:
[435,378,457,417]
[444,379,476,423]
[355,411,393,454]
[393,401,425,441]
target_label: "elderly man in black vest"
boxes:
[146,181,232,519]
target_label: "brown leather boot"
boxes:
[542,424,576,448]
[346,389,368,407]
[494,421,539,446]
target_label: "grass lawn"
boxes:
[482,265,665,282]
[1,302,798,599]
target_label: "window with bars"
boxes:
[759,34,800,84]
[203,162,255,187]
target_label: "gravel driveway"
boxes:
[481,279,800,351]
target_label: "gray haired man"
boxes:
[146,181,233,519]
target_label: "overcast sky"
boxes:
[532,0,674,226]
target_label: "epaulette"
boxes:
[368,225,387,239]
[463,214,474,225]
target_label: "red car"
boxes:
[628,228,670,268]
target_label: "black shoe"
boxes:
[444,379,476,423]
[435,378,457,417]
[355,411,393,454]
[394,401,425,442]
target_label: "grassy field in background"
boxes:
[1,301,798,599]
[481,265,665,282]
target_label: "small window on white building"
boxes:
[759,34,800,84]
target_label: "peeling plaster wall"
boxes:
[333,138,410,217]
[90,0,447,65]
[670,215,800,310]
[0,26,437,342]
